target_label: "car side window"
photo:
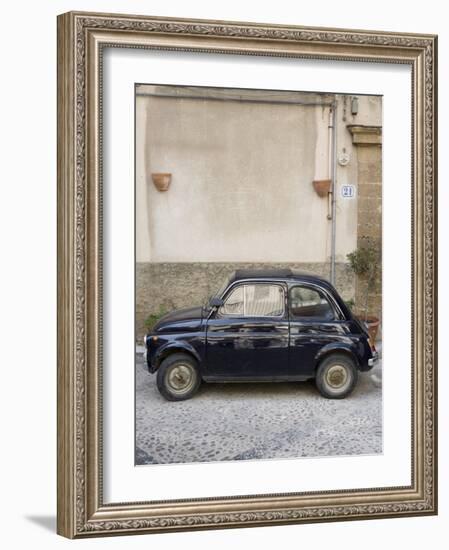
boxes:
[289,286,335,320]
[220,284,284,317]
[220,285,244,316]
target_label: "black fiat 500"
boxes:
[143,269,378,401]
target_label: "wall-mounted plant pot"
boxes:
[151,173,172,192]
[312,179,332,198]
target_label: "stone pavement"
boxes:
[135,347,382,465]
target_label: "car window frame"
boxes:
[217,281,287,319]
[288,283,341,321]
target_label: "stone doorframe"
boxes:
[347,125,382,319]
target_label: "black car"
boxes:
[143,269,378,401]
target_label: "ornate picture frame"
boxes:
[57,11,437,538]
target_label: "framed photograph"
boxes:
[57,11,437,538]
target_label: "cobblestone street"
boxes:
[135,348,382,465]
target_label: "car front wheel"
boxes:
[156,353,201,401]
[315,354,358,399]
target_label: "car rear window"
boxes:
[289,286,335,320]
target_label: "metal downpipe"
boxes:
[330,102,338,285]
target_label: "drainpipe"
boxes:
[329,102,338,285]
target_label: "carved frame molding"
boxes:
[57,11,437,538]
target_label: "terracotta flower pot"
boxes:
[151,173,171,192]
[355,314,380,342]
[312,179,332,198]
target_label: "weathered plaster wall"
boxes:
[136,87,360,263]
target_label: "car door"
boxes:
[288,284,343,378]
[205,282,289,380]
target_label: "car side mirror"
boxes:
[209,296,224,308]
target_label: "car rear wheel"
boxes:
[156,353,201,401]
[315,354,358,399]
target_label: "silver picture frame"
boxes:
[57,11,437,538]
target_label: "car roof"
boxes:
[229,268,331,286]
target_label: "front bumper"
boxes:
[143,344,158,373]
[368,350,379,368]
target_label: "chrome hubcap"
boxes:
[325,364,348,389]
[167,364,195,394]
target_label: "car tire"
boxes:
[156,353,201,401]
[315,353,358,399]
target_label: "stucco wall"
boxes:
[136,87,365,263]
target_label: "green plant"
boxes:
[144,307,169,331]
[346,238,380,322]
